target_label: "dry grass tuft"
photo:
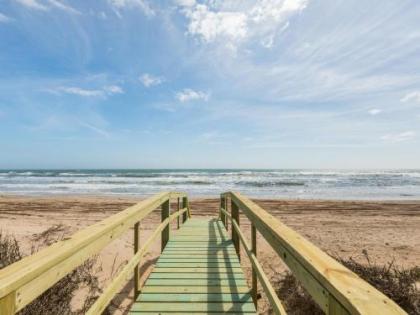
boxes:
[273,252,420,315]
[0,229,102,315]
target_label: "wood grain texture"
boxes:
[223,191,407,315]
[131,218,257,315]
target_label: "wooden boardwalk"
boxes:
[129,218,257,314]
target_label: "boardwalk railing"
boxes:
[219,191,407,315]
[0,191,190,314]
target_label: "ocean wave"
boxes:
[239,181,305,187]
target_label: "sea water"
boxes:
[0,169,419,199]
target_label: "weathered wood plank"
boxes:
[130,302,256,313]
[141,286,251,294]
[138,293,252,302]
[153,267,244,273]
[148,273,245,279]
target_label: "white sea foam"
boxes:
[0,169,419,199]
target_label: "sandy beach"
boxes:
[1,195,419,313]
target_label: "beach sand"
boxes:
[0,195,419,313]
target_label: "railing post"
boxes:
[133,222,140,297]
[182,196,189,223]
[231,200,240,261]
[220,195,226,227]
[0,291,16,315]
[329,295,350,315]
[161,199,170,252]
[177,197,180,229]
[225,196,228,231]
[251,223,258,307]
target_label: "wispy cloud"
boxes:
[49,85,124,97]
[15,0,81,14]
[368,108,382,115]
[0,12,12,23]
[175,88,210,102]
[16,0,48,11]
[381,131,415,143]
[79,121,110,138]
[103,85,124,94]
[139,73,164,87]
[401,91,420,103]
[109,0,155,17]
[47,0,81,14]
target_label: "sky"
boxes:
[0,0,420,169]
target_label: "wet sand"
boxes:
[0,195,419,313]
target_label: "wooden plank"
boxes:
[148,273,245,279]
[156,263,241,268]
[129,302,256,313]
[145,279,247,286]
[152,268,244,273]
[138,293,252,302]
[159,258,239,265]
[141,286,251,294]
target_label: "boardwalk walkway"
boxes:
[129,218,257,314]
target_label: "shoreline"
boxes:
[2,192,420,203]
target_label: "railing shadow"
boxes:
[106,256,159,314]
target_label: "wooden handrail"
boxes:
[0,191,189,314]
[220,207,287,315]
[220,191,407,315]
[87,207,188,314]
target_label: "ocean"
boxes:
[0,169,419,200]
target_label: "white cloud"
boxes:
[50,85,124,97]
[184,4,248,43]
[175,0,195,7]
[175,88,210,102]
[178,0,308,48]
[104,85,124,94]
[15,0,80,14]
[401,91,420,103]
[47,0,81,14]
[139,73,164,87]
[381,131,415,143]
[109,0,155,17]
[0,12,12,23]
[16,0,48,11]
[368,108,382,115]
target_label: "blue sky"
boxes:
[0,0,419,169]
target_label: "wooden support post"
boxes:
[161,200,170,252]
[225,197,229,231]
[134,222,140,297]
[177,197,180,229]
[231,200,240,261]
[182,196,188,223]
[0,291,16,315]
[220,195,226,227]
[329,295,350,315]
[251,223,258,307]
